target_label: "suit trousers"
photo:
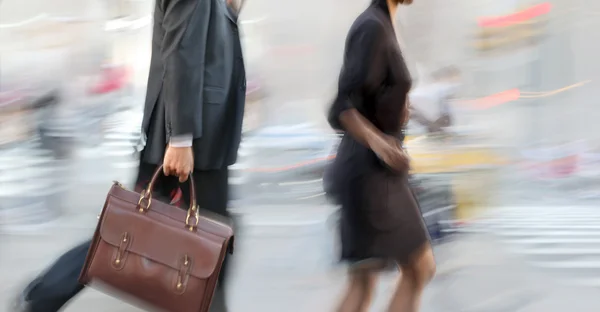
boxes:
[25,161,231,312]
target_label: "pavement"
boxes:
[3,200,600,312]
[468,205,600,288]
[2,114,600,311]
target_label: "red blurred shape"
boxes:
[0,90,24,106]
[551,156,579,177]
[89,66,130,95]
[478,2,552,28]
[469,88,521,109]
[530,155,579,179]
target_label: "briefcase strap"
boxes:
[137,165,200,231]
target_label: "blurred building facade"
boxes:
[3,0,600,194]
[400,0,600,151]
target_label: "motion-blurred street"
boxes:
[4,0,600,311]
[4,199,600,312]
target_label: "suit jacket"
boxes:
[141,0,246,170]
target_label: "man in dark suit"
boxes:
[142,0,246,179]
[12,0,246,311]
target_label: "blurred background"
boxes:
[2,0,600,311]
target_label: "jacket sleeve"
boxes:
[327,19,386,131]
[160,0,211,137]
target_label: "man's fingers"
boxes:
[176,166,187,182]
[175,165,191,182]
[164,164,172,176]
[178,172,189,183]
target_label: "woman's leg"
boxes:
[387,245,436,312]
[336,269,378,312]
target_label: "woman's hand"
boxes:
[369,134,410,171]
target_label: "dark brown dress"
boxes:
[326,0,430,268]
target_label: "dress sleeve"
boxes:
[328,19,386,131]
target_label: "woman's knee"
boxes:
[349,270,378,290]
[404,247,436,285]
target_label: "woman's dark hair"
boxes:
[371,0,389,11]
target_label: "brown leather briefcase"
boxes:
[79,166,234,312]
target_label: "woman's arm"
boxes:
[328,19,408,170]
[337,109,383,148]
[337,105,408,172]
[328,19,386,146]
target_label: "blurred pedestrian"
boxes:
[408,66,462,135]
[12,0,247,311]
[325,0,436,311]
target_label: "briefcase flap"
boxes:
[98,194,226,279]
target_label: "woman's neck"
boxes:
[386,0,398,21]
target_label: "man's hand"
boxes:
[163,145,194,182]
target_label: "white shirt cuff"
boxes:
[169,134,193,147]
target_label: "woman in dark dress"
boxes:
[326,0,436,311]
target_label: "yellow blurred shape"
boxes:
[474,17,546,51]
[407,148,504,174]
[474,29,542,50]
[453,169,498,220]
[520,80,592,97]
[405,137,503,221]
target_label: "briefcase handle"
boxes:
[137,165,199,231]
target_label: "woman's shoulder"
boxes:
[348,9,386,37]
